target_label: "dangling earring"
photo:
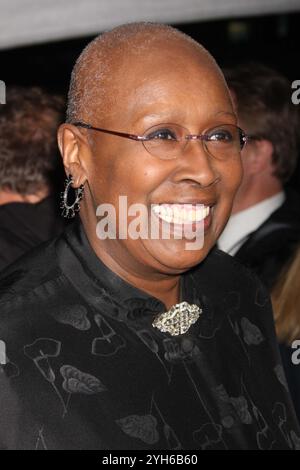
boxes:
[60,174,84,218]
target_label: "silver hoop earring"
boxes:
[60,174,84,218]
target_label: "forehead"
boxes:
[91,41,232,126]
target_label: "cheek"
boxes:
[89,145,170,205]
[220,156,243,196]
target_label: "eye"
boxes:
[206,128,234,143]
[145,128,178,141]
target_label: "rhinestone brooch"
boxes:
[152,301,202,336]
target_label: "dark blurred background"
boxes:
[1,12,300,187]
[1,13,299,92]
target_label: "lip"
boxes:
[153,199,216,207]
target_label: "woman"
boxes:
[0,22,299,450]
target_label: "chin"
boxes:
[144,237,213,273]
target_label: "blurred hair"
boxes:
[224,63,300,183]
[0,86,65,195]
[272,245,300,344]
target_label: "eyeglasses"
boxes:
[73,121,248,161]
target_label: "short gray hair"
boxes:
[66,22,215,124]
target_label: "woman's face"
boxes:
[78,43,243,276]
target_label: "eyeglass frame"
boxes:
[72,120,249,158]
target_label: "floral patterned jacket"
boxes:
[0,221,299,450]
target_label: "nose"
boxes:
[172,138,220,188]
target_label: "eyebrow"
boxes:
[215,111,236,119]
[134,110,237,126]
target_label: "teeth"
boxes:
[152,205,161,215]
[152,204,211,224]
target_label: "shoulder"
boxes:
[191,249,284,377]
[198,246,267,293]
[0,235,69,345]
[193,247,274,331]
[0,237,62,303]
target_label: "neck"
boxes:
[0,188,49,206]
[232,178,282,215]
[79,206,181,310]
[98,247,181,309]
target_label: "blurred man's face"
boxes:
[80,40,243,276]
[227,90,257,208]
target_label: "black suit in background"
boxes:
[232,189,300,423]
[233,189,300,291]
[0,195,65,272]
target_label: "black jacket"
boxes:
[234,189,300,290]
[0,196,65,272]
[0,221,299,449]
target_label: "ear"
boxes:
[249,139,274,175]
[57,123,89,188]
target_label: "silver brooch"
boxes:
[152,301,202,336]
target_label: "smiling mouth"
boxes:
[151,203,212,225]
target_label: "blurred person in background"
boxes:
[218,63,300,423]
[218,63,300,290]
[272,245,300,423]
[0,86,66,271]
